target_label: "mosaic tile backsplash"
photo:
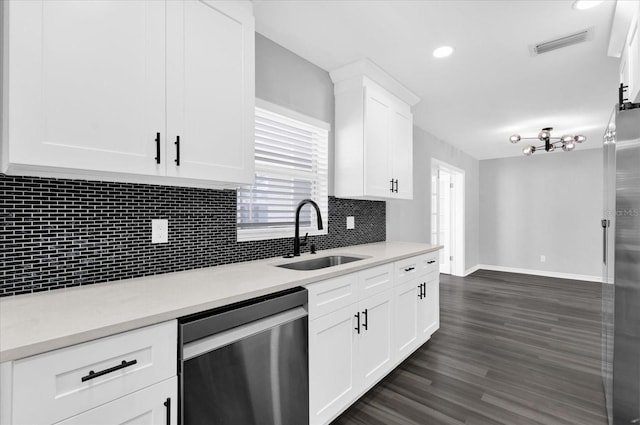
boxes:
[1,175,386,297]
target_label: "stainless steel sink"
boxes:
[277,255,365,271]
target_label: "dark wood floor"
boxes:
[331,270,608,425]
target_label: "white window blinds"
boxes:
[237,104,329,241]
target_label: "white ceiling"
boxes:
[253,0,621,160]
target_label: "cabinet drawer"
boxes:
[12,321,177,425]
[419,254,439,275]
[306,273,358,318]
[394,255,425,285]
[358,263,394,299]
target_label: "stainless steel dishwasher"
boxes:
[178,287,309,425]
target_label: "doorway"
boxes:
[430,159,465,276]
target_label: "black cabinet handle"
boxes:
[418,283,423,299]
[362,308,368,331]
[427,260,436,264]
[164,397,171,425]
[422,282,426,299]
[354,312,361,334]
[174,136,180,166]
[81,359,138,382]
[394,179,399,193]
[404,266,415,272]
[155,133,161,164]
[390,179,394,192]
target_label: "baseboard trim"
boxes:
[464,265,480,276]
[474,264,602,283]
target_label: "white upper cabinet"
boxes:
[390,107,414,199]
[4,1,166,176]
[626,14,639,103]
[363,85,393,198]
[331,59,419,200]
[166,0,254,183]
[2,0,255,188]
[610,0,640,104]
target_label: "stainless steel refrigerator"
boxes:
[602,103,640,425]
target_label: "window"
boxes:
[237,100,329,241]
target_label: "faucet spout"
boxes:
[294,199,323,256]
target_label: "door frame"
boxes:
[431,159,465,277]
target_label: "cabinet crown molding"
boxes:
[329,58,420,107]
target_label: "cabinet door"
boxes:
[363,87,392,198]
[628,16,639,103]
[393,279,420,361]
[418,279,440,341]
[309,305,358,425]
[6,1,165,175]
[391,108,413,200]
[166,0,255,184]
[357,290,393,390]
[621,44,630,91]
[55,377,177,425]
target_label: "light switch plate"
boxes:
[346,216,355,229]
[152,219,168,244]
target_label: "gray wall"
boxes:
[479,148,602,278]
[387,126,480,272]
[255,33,335,195]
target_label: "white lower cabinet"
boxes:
[309,304,358,425]
[2,320,177,425]
[356,290,393,391]
[55,376,177,425]
[420,278,440,339]
[308,287,393,425]
[393,279,420,360]
[307,253,440,425]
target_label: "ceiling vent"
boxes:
[530,27,593,55]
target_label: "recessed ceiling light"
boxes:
[573,0,604,10]
[433,46,453,58]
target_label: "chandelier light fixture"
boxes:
[509,127,586,156]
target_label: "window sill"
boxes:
[237,227,328,243]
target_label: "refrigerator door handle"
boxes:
[602,219,608,265]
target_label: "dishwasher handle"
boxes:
[180,287,307,344]
[183,306,307,361]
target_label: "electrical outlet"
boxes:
[346,216,355,229]
[152,219,168,244]
[540,255,546,263]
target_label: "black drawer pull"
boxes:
[418,283,423,300]
[164,397,171,425]
[354,312,361,334]
[427,260,436,264]
[421,282,426,299]
[394,179,399,193]
[81,359,138,382]
[404,266,415,272]
[174,135,180,166]
[155,132,161,164]
[390,179,394,192]
[362,308,368,331]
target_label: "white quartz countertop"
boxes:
[0,241,441,362]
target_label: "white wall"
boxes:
[387,126,480,272]
[255,33,336,195]
[479,148,602,279]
